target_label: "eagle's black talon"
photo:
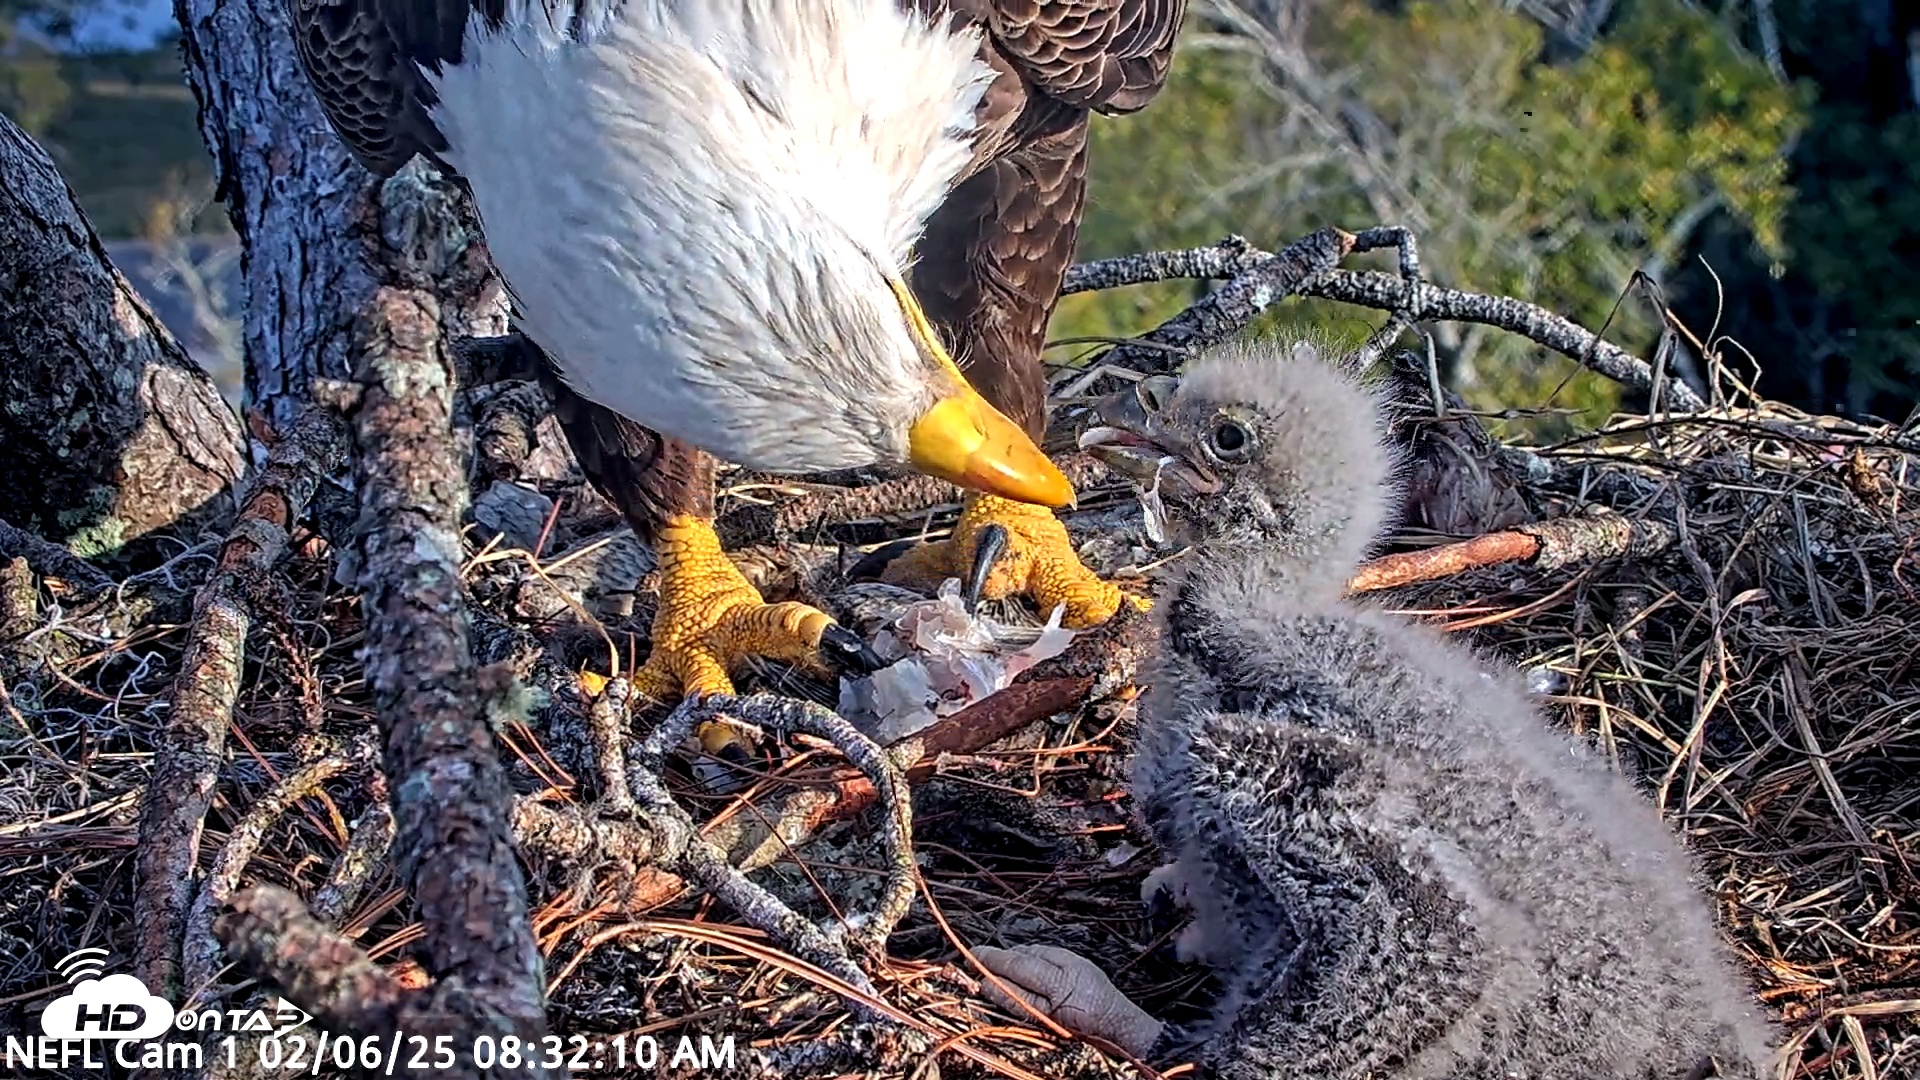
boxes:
[846,538,919,583]
[963,523,1010,614]
[819,623,887,676]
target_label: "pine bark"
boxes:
[0,113,245,555]
[169,2,544,1070]
[172,0,506,420]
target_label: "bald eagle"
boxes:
[289,0,1183,752]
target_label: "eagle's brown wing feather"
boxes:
[910,115,1090,438]
[978,0,1185,115]
[287,0,501,177]
[908,0,1185,437]
[543,373,717,538]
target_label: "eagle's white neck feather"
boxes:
[421,0,992,474]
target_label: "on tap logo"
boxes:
[7,950,314,1072]
[39,950,175,1041]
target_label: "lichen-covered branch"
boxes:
[0,517,113,594]
[345,285,551,1070]
[215,885,572,1078]
[471,381,551,482]
[134,407,346,999]
[1305,269,1707,411]
[0,112,244,552]
[170,7,529,1061]
[1062,234,1271,294]
[1079,227,1357,376]
[585,677,638,815]
[216,887,413,1035]
[661,694,918,951]
[1063,232,1706,411]
[311,800,396,927]
[512,798,680,879]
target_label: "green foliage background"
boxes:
[1,0,218,238]
[0,0,1912,421]
[1060,0,1808,430]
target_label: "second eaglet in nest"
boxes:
[975,338,1778,1079]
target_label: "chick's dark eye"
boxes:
[1206,418,1253,462]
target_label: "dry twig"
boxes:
[183,735,376,997]
[622,692,913,1009]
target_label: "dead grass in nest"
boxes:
[1390,402,1920,1077]
[1,395,1917,1078]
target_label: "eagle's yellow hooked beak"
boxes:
[890,278,1074,509]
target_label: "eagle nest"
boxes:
[2,255,1916,1080]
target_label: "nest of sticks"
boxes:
[1,230,1915,1079]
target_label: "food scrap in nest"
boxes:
[836,579,1077,744]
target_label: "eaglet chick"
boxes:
[976,339,1777,1079]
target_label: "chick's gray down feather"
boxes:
[1120,340,1777,1079]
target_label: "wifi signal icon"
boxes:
[54,948,110,985]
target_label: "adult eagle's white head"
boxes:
[296,0,1072,506]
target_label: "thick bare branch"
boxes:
[134,407,346,1000]
[0,113,245,552]
[1347,510,1679,594]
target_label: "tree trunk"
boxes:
[173,0,507,422]
[167,3,546,1070]
[0,113,245,556]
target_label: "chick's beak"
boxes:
[1078,374,1179,483]
[908,388,1074,508]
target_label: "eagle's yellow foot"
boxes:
[881,494,1148,629]
[635,515,882,765]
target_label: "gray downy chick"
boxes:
[979,338,1776,1079]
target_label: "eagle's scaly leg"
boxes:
[880,493,1148,629]
[635,515,879,759]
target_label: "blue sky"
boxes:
[46,0,177,51]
